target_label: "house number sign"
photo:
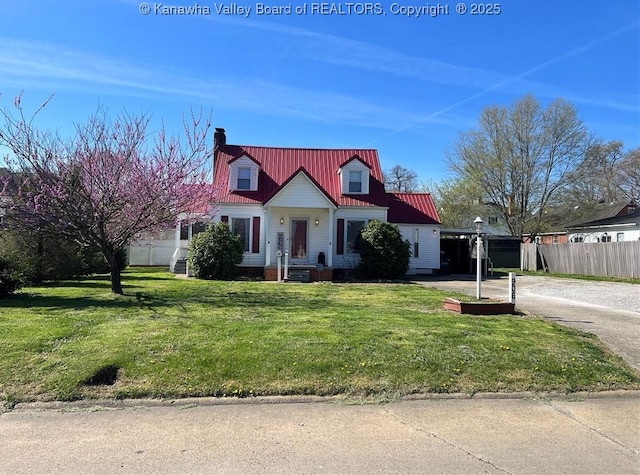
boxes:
[277,232,284,252]
[509,272,516,304]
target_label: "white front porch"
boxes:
[263,207,334,269]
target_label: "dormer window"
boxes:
[237,167,251,190]
[349,170,362,193]
[229,155,260,192]
[339,155,370,195]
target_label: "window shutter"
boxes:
[221,215,229,223]
[252,216,260,253]
[336,219,344,255]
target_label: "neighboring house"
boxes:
[522,200,638,244]
[159,128,441,280]
[568,207,640,243]
[522,232,568,245]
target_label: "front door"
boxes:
[290,219,308,262]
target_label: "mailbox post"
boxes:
[474,217,484,299]
[509,272,516,304]
[276,250,282,282]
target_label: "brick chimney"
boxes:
[212,128,226,183]
[214,127,226,155]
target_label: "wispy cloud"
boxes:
[205,16,518,91]
[359,20,640,145]
[208,15,639,114]
[0,37,445,131]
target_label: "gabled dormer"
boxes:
[228,154,261,192]
[339,155,371,195]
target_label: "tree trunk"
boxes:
[109,251,123,294]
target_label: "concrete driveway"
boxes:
[419,274,640,370]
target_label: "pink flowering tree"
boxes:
[0,94,216,294]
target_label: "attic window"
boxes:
[348,170,362,193]
[237,167,251,190]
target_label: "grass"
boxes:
[1,268,638,405]
[494,268,640,285]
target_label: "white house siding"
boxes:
[569,226,640,243]
[398,224,441,274]
[215,203,266,267]
[263,173,337,266]
[333,207,387,269]
[267,207,331,266]
[266,173,334,209]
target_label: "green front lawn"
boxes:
[1,268,638,404]
[494,268,640,285]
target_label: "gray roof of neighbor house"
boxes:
[566,200,637,227]
[568,208,640,229]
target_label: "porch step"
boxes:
[174,258,187,274]
[286,269,311,283]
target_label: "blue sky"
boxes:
[1,0,638,183]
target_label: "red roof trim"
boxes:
[339,154,372,170]
[262,167,339,208]
[227,152,261,166]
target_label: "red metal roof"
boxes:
[213,143,441,225]
[387,192,441,225]
[214,145,388,207]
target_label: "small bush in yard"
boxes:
[359,220,411,279]
[0,256,23,297]
[188,222,244,280]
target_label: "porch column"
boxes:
[175,220,181,250]
[265,207,272,267]
[328,208,334,267]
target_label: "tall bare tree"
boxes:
[448,95,590,237]
[564,140,625,205]
[617,148,640,203]
[424,177,484,229]
[551,142,638,225]
[384,165,418,192]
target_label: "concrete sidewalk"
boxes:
[2,393,639,474]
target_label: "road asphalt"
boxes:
[1,274,639,474]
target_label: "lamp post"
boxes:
[474,217,484,299]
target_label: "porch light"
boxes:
[280,217,285,225]
[315,218,319,226]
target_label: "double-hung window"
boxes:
[348,170,362,193]
[346,220,366,253]
[237,167,251,190]
[232,217,250,252]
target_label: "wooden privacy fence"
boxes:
[521,241,640,279]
